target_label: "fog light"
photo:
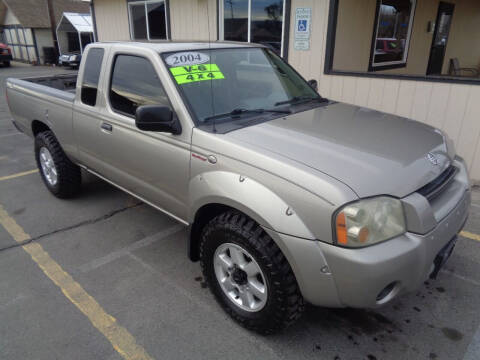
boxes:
[376,282,397,303]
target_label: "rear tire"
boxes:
[200,211,304,334]
[35,131,81,198]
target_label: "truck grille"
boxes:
[417,165,458,201]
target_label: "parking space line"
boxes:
[460,231,480,242]
[0,205,154,360]
[79,224,184,273]
[0,169,38,182]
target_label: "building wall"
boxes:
[3,8,20,25]
[34,28,54,64]
[94,0,217,41]
[94,0,130,41]
[289,0,480,182]
[169,0,217,40]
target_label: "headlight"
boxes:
[334,197,406,247]
[69,55,77,61]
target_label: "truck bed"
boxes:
[6,73,78,139]
[25,74,77,94]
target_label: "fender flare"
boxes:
[188,171,315,239]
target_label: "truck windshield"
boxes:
[161,47,324,125]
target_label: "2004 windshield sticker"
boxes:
[166,52,224,85]
[169,63,225,85]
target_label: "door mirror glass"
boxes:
[307,79,318,91]
[135,105,181,134]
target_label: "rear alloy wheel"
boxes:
[35,131,81,198]
[200,211,304,334]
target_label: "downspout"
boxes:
[46,0,59,61]
[90,0,99,41]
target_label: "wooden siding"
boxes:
[94,0,130,41]
[94,0,217,42]
[169,0,217,41]
[288,0,480,183]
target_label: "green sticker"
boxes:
[170,64,225,84]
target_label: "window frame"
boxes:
[369,0,417,71]
[107,53,171,119]
[324,0,480,85]
[127,0,170,41]
[218,0,291,59]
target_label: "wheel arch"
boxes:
[187,171,315,261]
[32,119,51,137]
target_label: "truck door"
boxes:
[73,47,107,171]
[92,52,191,222]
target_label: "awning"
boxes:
[57,12,93,33]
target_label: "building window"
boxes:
[371,0,416,70]
[128,0,168,40]
[220,0,287,57]
[326,0,480,83]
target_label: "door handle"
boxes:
[101,122,113,132]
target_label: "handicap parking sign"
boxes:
[294,8,311,50]
[298,19,307,32]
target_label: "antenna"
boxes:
[206,0,217,133]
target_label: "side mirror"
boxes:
[135,105,181,134]
[307,79,318,92]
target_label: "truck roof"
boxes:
[98,40,262,53]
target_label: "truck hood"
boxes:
[225,102,452,198]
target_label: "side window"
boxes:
[81,48,104,106]
[109,55,168,116]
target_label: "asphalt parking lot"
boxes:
[1,62,480,360]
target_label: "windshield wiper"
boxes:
[204,107,291,123]
[275,96,325,106]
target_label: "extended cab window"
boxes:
[81,48,104,106]
[109,55,168,116]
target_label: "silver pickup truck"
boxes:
[6,41,471,334]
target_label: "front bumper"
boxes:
[318,189,470,307]
[266,189,470,308]
[59,60,79,67]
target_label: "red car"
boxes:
[0,43,12,67]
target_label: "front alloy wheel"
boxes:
[200,211,304,334]
[214,243,268,312]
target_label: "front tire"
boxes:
[35,131,81,198]
[3,61,10,67]
[200,211,304,334]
